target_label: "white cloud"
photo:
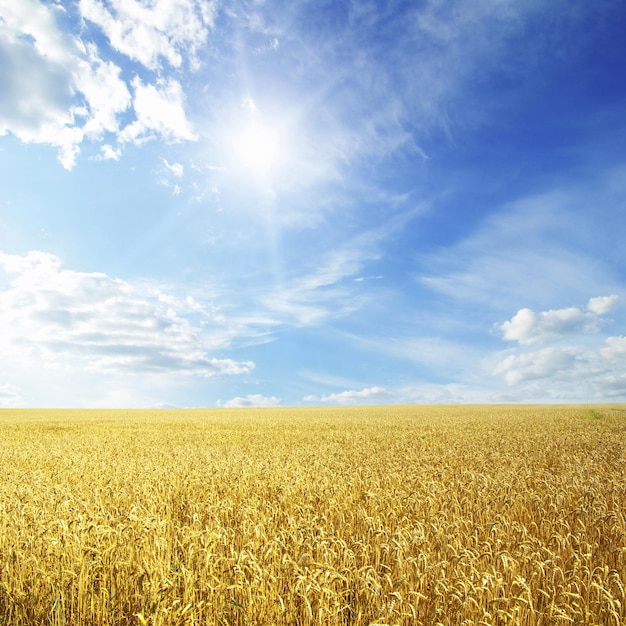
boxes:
[120,77,196,144]
[492,347,580,386]
[261,249,370,326]
[0,0,73,63]
[587,294,619,315]
[100,144,122,160]
[160,159,185,193]
[221,394,281,408]
[253,36,280,55]
[0,0,201,167]
[78,0,216,71]
[601,336,626,359]
[499,299,614,346]
[0,384,25,408]
[306,386,391,405]
[303,383,490,405]
[257,215,415,325]
[75,44,132,140]
[491,340,626,400]
[163,159,184,177]
[0,0,82,166]
[491,296,626,400]
[396,383,496,404]
[0,250,254,378]
[413,168,626,402]
[420,188,622,312]
[234,0,556,182]
[0,0,131,167]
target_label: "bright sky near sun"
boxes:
[1,0,625,408]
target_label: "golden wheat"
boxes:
[0,405,625,625]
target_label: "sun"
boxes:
[222,96,293,182]
[234,122,279,176]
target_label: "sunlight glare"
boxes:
[234,123,279,176]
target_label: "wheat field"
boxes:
[0,405,625,625]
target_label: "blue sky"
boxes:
[1,0,625,408]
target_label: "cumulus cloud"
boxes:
[0,250,254,377]
[587,294,619,315]
[491,341,626,400]
[0,0,134,167]
[99,144,122,160]
[221,394,281,408]
[119,77,196,144]
[500,296,618,345]
[492,296,626,400]
[601,336,626,359]
[78,0,216,71]
[492,347,580,386]
[0,0,204,167]
[75,44,132,140]
[0,0,84,167]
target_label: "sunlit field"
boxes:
[1,405,625,625]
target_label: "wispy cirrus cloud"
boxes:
[419,181,625,312]
[259,207,422,325]
[232,0,563,179]
[260,237,380,326]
